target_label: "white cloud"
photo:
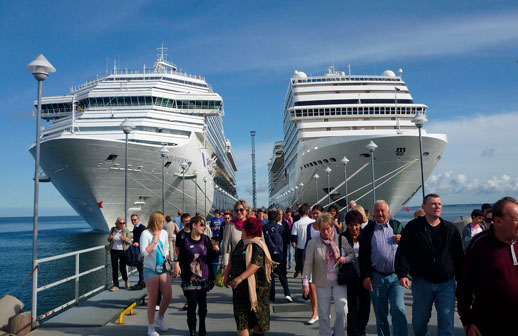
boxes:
[410,111,518,205]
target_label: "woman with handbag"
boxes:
[302,213,355,336]
[107,217,131,291]
[340,210,371,336]
[140,211,172,336]
[175,216,219,336]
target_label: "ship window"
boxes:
[105,154,118,162]
[375,107,380,114]
[330,158,336,162]
[323,159,329,163]
[313,161,317,165]
[318,160,323,164]
[309,163,313,166]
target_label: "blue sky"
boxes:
[1,0,518,216]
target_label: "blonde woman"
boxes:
[140,211,171,336]
[222,200,251,268]
[302,213,355,336]
[107,217,131,291]
[351,204,371,229]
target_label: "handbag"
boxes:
[215,266,224,287]
[157,240,173,274]
[337,234,359,286]
[125,245,141,267]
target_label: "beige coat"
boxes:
[302,234,355,287]
[221,222,243,266]
[107,226,132,251]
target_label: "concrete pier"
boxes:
[29,270,465,336]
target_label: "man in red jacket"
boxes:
[456,196,518,336]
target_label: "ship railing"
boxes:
[31,244,136,326]
[71,67,206,92]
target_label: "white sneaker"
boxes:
[285,295,293,302]
[155,315,168,331]
[306,316,319,325]
[148,324,159,336]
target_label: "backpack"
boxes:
[264,222,284,262]
[125,245,142,267]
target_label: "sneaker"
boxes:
[285,295,293,303]
[155,315,168,331]
[294,270,300,278]
[147,325,159,336]
[125,280,130,288]
[110,286,119,292]
[306,316,319,325]
[130,283,143,290]
[155,305,160,311]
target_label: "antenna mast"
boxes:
[250,131,257,209]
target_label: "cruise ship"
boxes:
[268,66,447,213]
[30,48,238,231]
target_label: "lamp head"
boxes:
[202,177,207,183]
[120,119,135,134]
[411,112,428,128]
[26,54,56,81]
[313,173,319,180]
[159,145,169,157]
[341,156,349,165]
[366,141,378,152]
[180,161,189,171]
[324,167,332,174]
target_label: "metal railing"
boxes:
[32,244,135,324]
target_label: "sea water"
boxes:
[0,204,481,318]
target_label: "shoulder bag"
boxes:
[337,234,359,286]
[157,239,173,274]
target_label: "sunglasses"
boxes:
[131,218,138,222]
[119,222,125,225]
[234,208,246,213]
[197,223,206,227]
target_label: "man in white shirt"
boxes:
[291,204,314,278]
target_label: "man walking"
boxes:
[395,193,464,336]
[130,214,146,290]
[291,204,313,278]
[359,200,407,336]
[457,197,518,335]
[264,209,292,302]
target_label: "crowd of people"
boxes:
[106,194,518,336]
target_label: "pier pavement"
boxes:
[29,269,465,336]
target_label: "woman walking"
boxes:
[140,211,172,336]
[175,216,219,336]
[222,200,251,270]
[224,218,276,336]
[341,210,370,336]
[302,213,355,336]
[107,217,131,291]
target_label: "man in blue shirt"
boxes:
[209,209,223,238]
[173,210,184,231]
[359,200,407,336]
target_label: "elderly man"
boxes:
[395,193,464,336]
[457,197,518,335]
[359,200,407,336]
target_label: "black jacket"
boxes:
[395,216,464,283]
[358,219,402,279]
[132,223,146,245]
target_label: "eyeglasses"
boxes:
[199,223,206,227]
[234,208,245,213]
[119,222,125,225]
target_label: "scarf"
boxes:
[242,237,278,311]
[233,219,244,231]
[320,231,340,265]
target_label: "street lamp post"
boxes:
[324,167,332,206]
[26,54,56,328]
[313,173,320,204]
[203,177,207,216]
[366,141,378,207]
[120,119,135,227]
[412,112,428,201]
[341,157,349,210]
[180,161,188,211]
[194,171,198,214]
[160,146,169,213]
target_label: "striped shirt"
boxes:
[371,221,398,274]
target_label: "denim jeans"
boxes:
[411,277,456,336]
[370,271,408,336]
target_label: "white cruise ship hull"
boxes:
[31,135,230,231]
[270,133,447,214]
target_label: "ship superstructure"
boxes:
[30,47,238,231]
[268,66,447,213]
